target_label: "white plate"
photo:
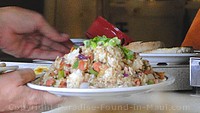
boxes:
[0,66,19,73]
[140,53,200,65]
[70,38,87,46]
[27,74,174,98]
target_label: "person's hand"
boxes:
[0,69,63,113]
[0,6,74,60]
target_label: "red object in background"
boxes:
[86,16,133,45]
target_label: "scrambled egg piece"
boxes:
[34,66,49,75]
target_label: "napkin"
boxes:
[86,16,133,45]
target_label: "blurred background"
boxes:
[1,0,200,60]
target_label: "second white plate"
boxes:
[140,53,200,65]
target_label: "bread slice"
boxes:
[125,41,165,53]
[143,47,194,54]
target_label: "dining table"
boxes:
[44,90,200,113]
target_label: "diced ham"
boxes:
[93,62,102,72]
[78,60,88,71]
[46,78,56,86]
[59,81,67,88]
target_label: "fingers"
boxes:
[24,37,72,60]
[37,17,70,43]
[60,33,74,48]
[41,37,69,53]
[37,18,74,50]
[27,48,66,60]
[27,33,73,54]
[3,36,70,60]
[41,91,63,105]
[61,39,74,50]
[26,88,63,108]
[1,69,35,86]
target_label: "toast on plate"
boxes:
[125,41,165,53]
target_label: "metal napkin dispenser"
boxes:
[190,57,200,87]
